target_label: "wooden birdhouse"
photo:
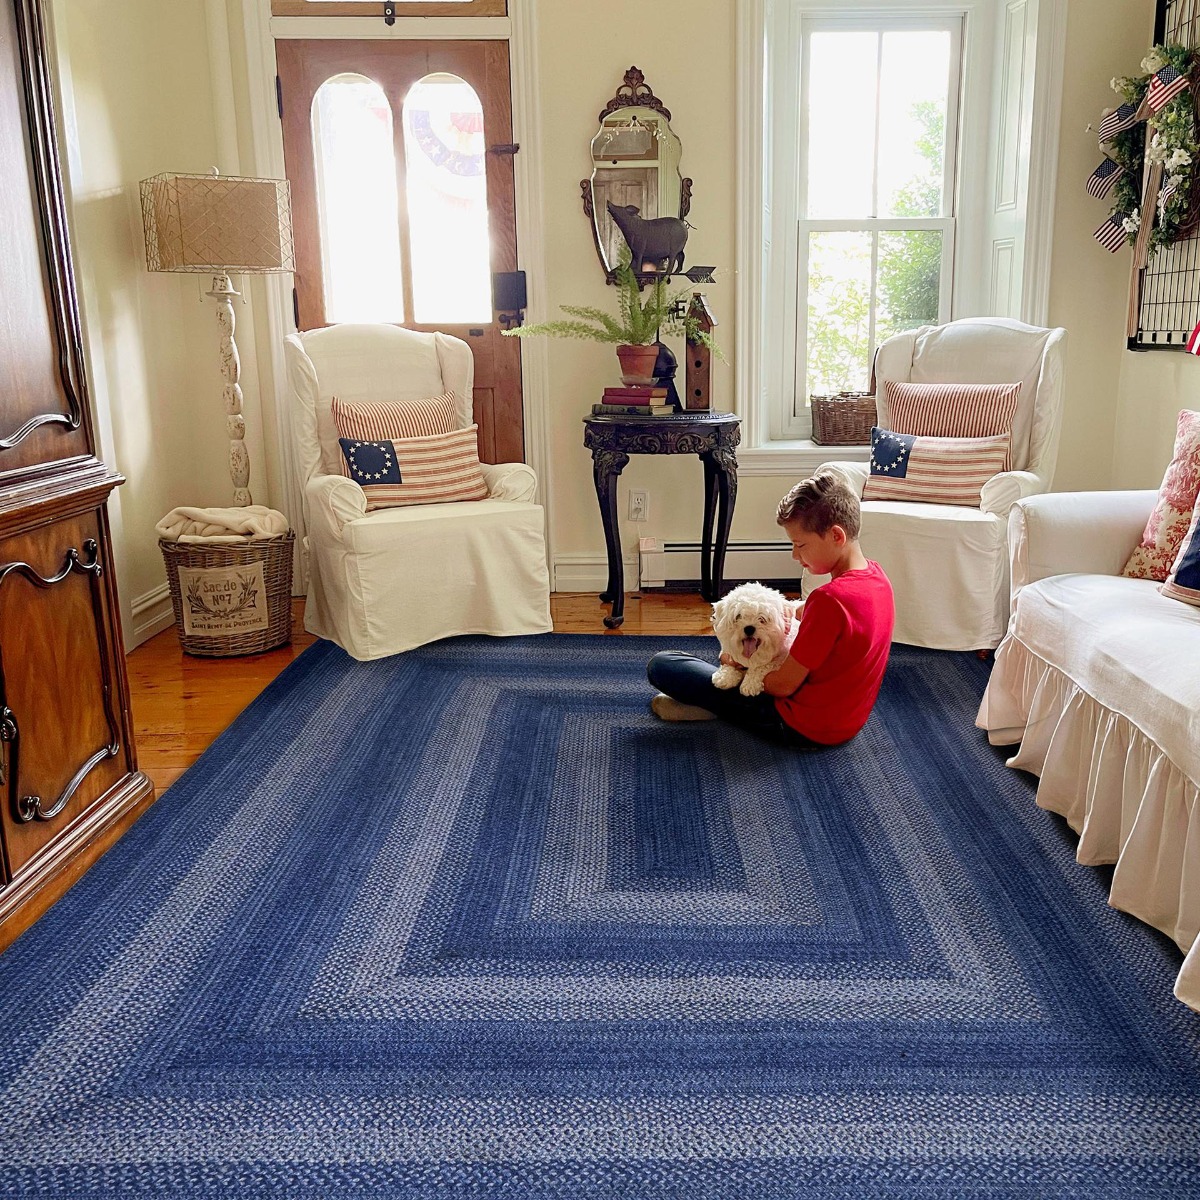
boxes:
[684,292,718,410]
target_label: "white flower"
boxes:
[1122,212,1141,233]
[1147,134,1167,164]
[1142,50,1167,73]
[1168,148,1192,169]
[1111,76,1122,92]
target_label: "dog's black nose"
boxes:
[743,625,756,637]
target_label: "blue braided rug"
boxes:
[2,635,1199,1198]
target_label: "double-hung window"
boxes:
[768,10,964,441]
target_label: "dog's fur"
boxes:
[710,582,803,697]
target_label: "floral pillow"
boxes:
[1161,503,1200,607]
[1122,409,1200,581]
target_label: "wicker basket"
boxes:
[810,391,878,446]
[159,531,295,657]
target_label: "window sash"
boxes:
[792,216,955,427]
[773,7,964,441]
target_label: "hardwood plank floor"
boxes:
[127,593,717,795]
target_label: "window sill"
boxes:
[736,441,872,477]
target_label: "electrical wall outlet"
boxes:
[628,489,648,522]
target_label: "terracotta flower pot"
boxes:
[615,343,660,386]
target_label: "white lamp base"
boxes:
[206,272,251,506]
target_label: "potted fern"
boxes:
[503,251,722,385]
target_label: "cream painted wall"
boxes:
[1049,0,1199,492]
[49,0,264,645]
[533,0,792,587]
[1045,0,1157,492]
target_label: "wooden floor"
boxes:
[127,593,716,796]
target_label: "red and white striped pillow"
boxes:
[862,427,1011,507]
[883,381,1021,469]
[331,392,455,441]
[338,425,489,510]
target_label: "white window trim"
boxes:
[737,0,1067,477]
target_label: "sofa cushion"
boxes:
[1011,573,1200,784]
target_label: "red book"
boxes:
[603,387,668,403]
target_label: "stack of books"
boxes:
[594,385,675,416]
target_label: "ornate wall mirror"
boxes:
[581,67,692,283]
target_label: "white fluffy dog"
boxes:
[710,582,804,697]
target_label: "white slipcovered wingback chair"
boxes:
[284,323,551,660]
[819,317,1067,651]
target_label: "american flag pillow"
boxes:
[862,426,1011,507]
[331,392,455,442]
[337,425,489,510]
[883,380,1021,470]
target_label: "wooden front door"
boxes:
[276,38,524,464]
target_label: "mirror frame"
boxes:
[580,66,693,286]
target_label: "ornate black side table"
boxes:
[582,411,740,628]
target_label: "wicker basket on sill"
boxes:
[159,531,295,657]
[810,391,878,446]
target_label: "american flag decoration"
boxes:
[1159,176,1178,211]
[1086,157,1124,199]
[1146,64,1190,114]
[1097,103,1141,140]
[1093,213,1128,252]
[1186,320,1200,355]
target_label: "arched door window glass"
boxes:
[311,73,405,323]
[402,73,491,323]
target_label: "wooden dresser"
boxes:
[0,0,153,950]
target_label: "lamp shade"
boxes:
[140,171,296,274]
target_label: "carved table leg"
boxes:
[590,448,629,627]
[708,448,738,603]
[700,454,718,601]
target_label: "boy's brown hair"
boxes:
[776,471,861,539]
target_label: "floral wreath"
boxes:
[1099,43,1198,257]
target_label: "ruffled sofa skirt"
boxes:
[978,636,1200,1012]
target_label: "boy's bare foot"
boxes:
[650,693,717,722]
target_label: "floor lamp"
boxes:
[140,170,296,505]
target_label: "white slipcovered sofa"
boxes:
[977,489,1200,1011]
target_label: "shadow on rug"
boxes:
[1,635,1198,1199]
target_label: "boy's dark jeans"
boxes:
[647,650,818,746]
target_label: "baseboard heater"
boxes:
[639,539,805,593]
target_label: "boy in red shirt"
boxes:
[647,472,895,745]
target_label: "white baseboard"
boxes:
[130,582,175,648]
[552,553,638,594]
[553,543,806,595]
[641,541,804,590]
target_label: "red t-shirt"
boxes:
[774,561,895,744]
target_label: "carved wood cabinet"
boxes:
[0,0,153,949]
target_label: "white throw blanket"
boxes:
[156,505,290,544]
